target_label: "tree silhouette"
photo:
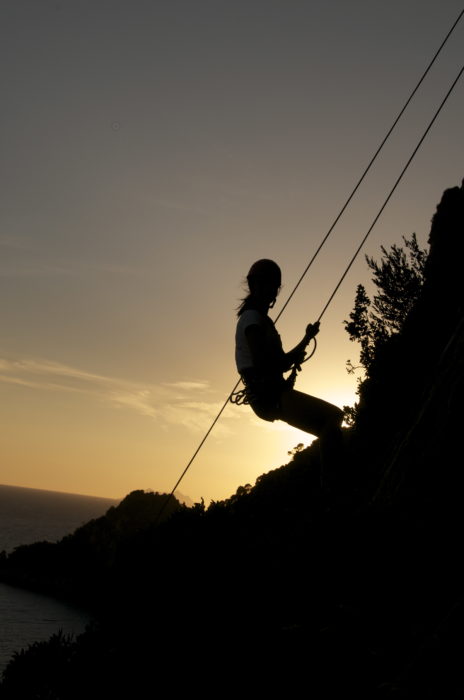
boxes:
[344,233,428,374]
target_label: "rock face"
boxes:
[376,312,464,507]
[373,182,464,509]
[345,181,464,510]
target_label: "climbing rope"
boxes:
[273,6,464,327]
[154,12,464,523]
[317,62,464,325]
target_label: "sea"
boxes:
[0,484,119,676]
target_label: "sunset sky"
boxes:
[1,0,463,502]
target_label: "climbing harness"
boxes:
[230,336,317,406]
[153,8,464,525]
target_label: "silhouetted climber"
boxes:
[235,259,343,487]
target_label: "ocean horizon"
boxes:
[0,483,120,554]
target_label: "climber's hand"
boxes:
[305,321,320,342]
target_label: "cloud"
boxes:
[0,355,232,435]
[164,381,211,391]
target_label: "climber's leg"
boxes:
[279,389,344,489]
[279,389,343,436]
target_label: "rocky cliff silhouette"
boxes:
[375,183,464,510]
[1,181,463,698]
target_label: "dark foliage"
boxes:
[345,233,428,374]
[0,490,182,607]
